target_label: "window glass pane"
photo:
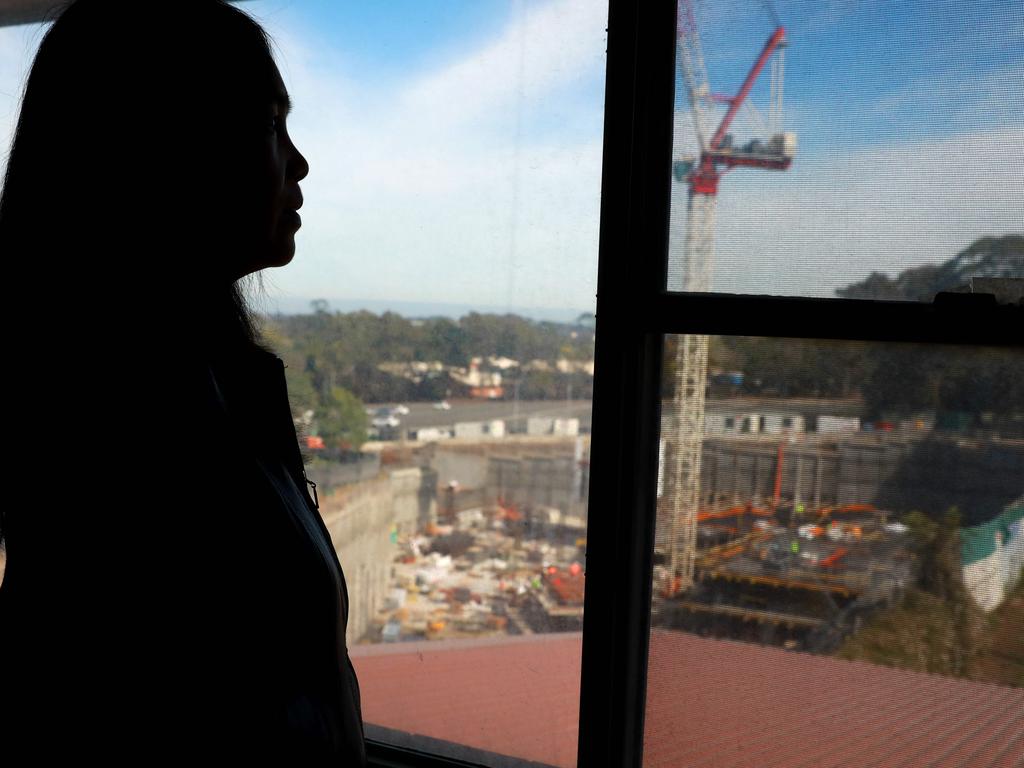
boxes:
[1,2,606,765]
[667,0,1024,300]
[648,334,1024,766]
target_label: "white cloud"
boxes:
[869,63,1024,131]
[0,2,609,315]
[402,0,607,130]
[256,0,608,314]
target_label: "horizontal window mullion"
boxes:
[609,292,1024,347]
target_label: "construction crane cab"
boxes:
[709,130,796,160]
[770,131,797,158]
[673,157,696,182]
[712,131,790,157]
[706,130,795,162]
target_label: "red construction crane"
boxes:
[666,0,796,594]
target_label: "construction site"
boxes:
[653,402,1024,645]
[326,391,1023,650]
[313,435,591,646]
[656,445,916,652]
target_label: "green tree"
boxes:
[422,318,468,365]
[316,386,368,450]
[282,362,319,419]
[840,507,985,678]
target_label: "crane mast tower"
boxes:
[666,0,796,593]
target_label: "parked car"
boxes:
[371,407,400,428]
[433,400,452,411]
[391,404,410,415]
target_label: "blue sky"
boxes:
[697,0,1024,150]
[1,0,1022,318]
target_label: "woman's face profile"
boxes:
[222,59,310,281]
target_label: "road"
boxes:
[368,399,595,433]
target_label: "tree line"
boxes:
[264,235,1021,449]
[664,235,1023,422]
[270,313,1021,450]
[662,336,1024,423]
[262,307,596,449]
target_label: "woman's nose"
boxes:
[290,142,310,182]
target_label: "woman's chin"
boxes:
[272,241,297,268]
[233,245,295,279]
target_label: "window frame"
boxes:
[576,3,1021,768]
[371,0,1020,764]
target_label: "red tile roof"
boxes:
[350,630,1024,768]
[351,633,582,767]
[644,631,1024,768]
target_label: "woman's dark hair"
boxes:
[0,0,282,351]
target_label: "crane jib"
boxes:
[709,26,787,152]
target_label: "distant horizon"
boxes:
[255,229,1021,321]
[258,294,593,324]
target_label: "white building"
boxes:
[680,406,807,437]
[527,417,580,436]
[454,420,506,439]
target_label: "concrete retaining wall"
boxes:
[321,467,437,645]
[695,436,1023,524]
[306,454,382,492]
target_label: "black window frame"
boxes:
[370,0,1021,766]
[575,2,1021,768]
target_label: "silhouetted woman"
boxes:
[0,2,366,763]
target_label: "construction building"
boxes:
[654,430,1024,649]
